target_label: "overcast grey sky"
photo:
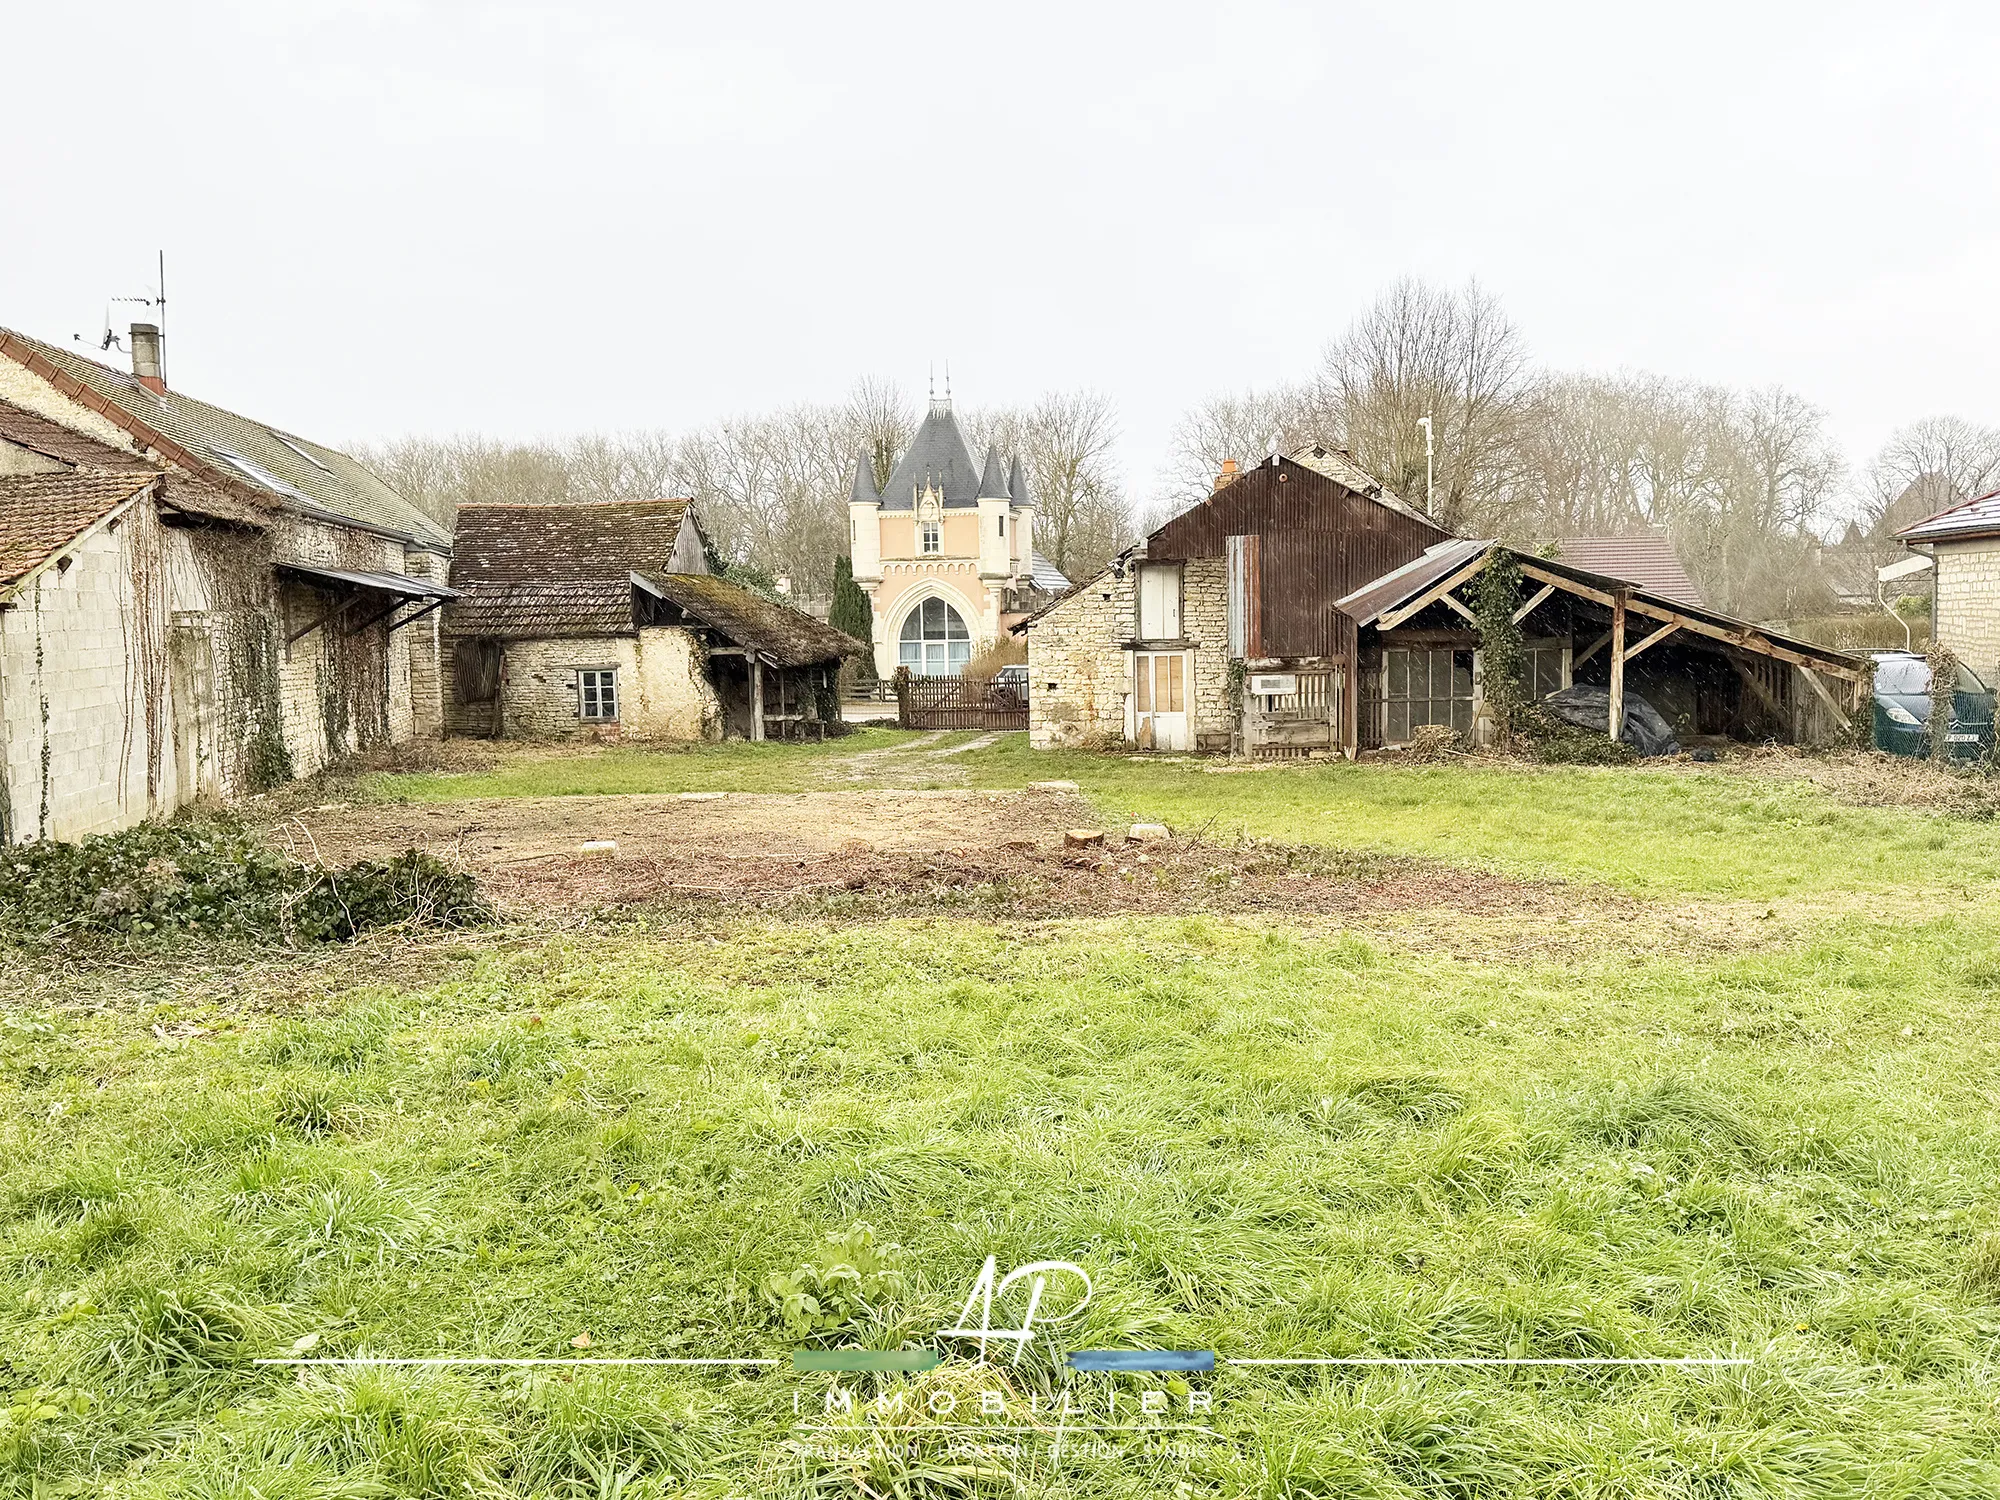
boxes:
[6,1,1996,508]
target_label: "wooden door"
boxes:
[1134,652,1189,751]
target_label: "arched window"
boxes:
[898,597,971,675]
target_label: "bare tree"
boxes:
[965,389,1131,580]
[1860,415,2000,538]
[1317,277,1531,529]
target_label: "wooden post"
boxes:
[1608,592,1627,742]
[750,654,765,742]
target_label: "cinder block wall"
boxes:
[1936,540,2000,684]
[0,517,176,842]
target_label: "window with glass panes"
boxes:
[920,521,941,554]
[1525,644,1568,702]
[577,668,619,721]
[1381,647,1473,741]
[897,597,971,675]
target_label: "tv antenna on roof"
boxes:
[76,252,167,374]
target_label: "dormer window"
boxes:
[921,521,941,554]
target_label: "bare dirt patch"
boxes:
[279,787,1662,935]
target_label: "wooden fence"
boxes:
[894,673,1028,731]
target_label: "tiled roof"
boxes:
[0,326,448,548]
[449,580,634,639]
[634,571,863,667]
[0,399,154,470]
[0,470,158,587]
[451,499,695,584]
[1899,488,2000,543]
[1554,533,1703,606]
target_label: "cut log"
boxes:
[1064,828,1107,848]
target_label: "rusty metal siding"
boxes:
[1148,460,1448,658]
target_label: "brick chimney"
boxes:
[129,322,165,394]
[1213,458,1239,494]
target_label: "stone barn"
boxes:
[0,323,453,843]
[444,499,857,741]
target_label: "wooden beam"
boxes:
[1572,629,1614,671]
[1621,620,1679,663]
[750,654,765,742]
[1377,549,1495,630]
[1734,659,1783,720]
[1440,593,1477,623]
[1519,561,1617,608]
[1511,583,1555,624]
[1796,665,1852,732]
[1516,558,1863,682]
[1608,594,1627,740]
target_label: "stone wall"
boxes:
[272,516,439,776]
[1935,539,2000,685]
[1026,570,1133,748]
[489,629,719,741]
[1183,557,1231,746]
[1025,559,1237,752]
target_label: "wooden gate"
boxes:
[895,673,1028,731]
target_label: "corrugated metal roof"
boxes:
[1287,443,1433,523]
[1554,533,1703,606]
[1899,488,2000,542]
[1335,539,1491,626]
[0,326,449,548]
[276,561,458,599]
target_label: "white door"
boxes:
[1134,652,1189,750]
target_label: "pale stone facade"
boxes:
[0,326,451,841]
[1025,557,1232,751]
[1934,539,2000,684]
[485,630,720,740]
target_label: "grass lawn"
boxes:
[7,739,2000,1498]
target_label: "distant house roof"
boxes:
[0,470,159,588]
[0,326,447,548]
[1029,551,1070,591]
[1553,533,1704,607]
[447,498,703,640]
[632,571,862,667]
[876,401,985,512]
[1899,487,2000,544]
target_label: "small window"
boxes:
[998,514,1006,537]
[578,668,619,721]
[921,521,941,554]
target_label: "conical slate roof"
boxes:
[848,453,879,505]
[977,447,1010,500]
[1008,455,1030,508]
[877,403,981,511]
